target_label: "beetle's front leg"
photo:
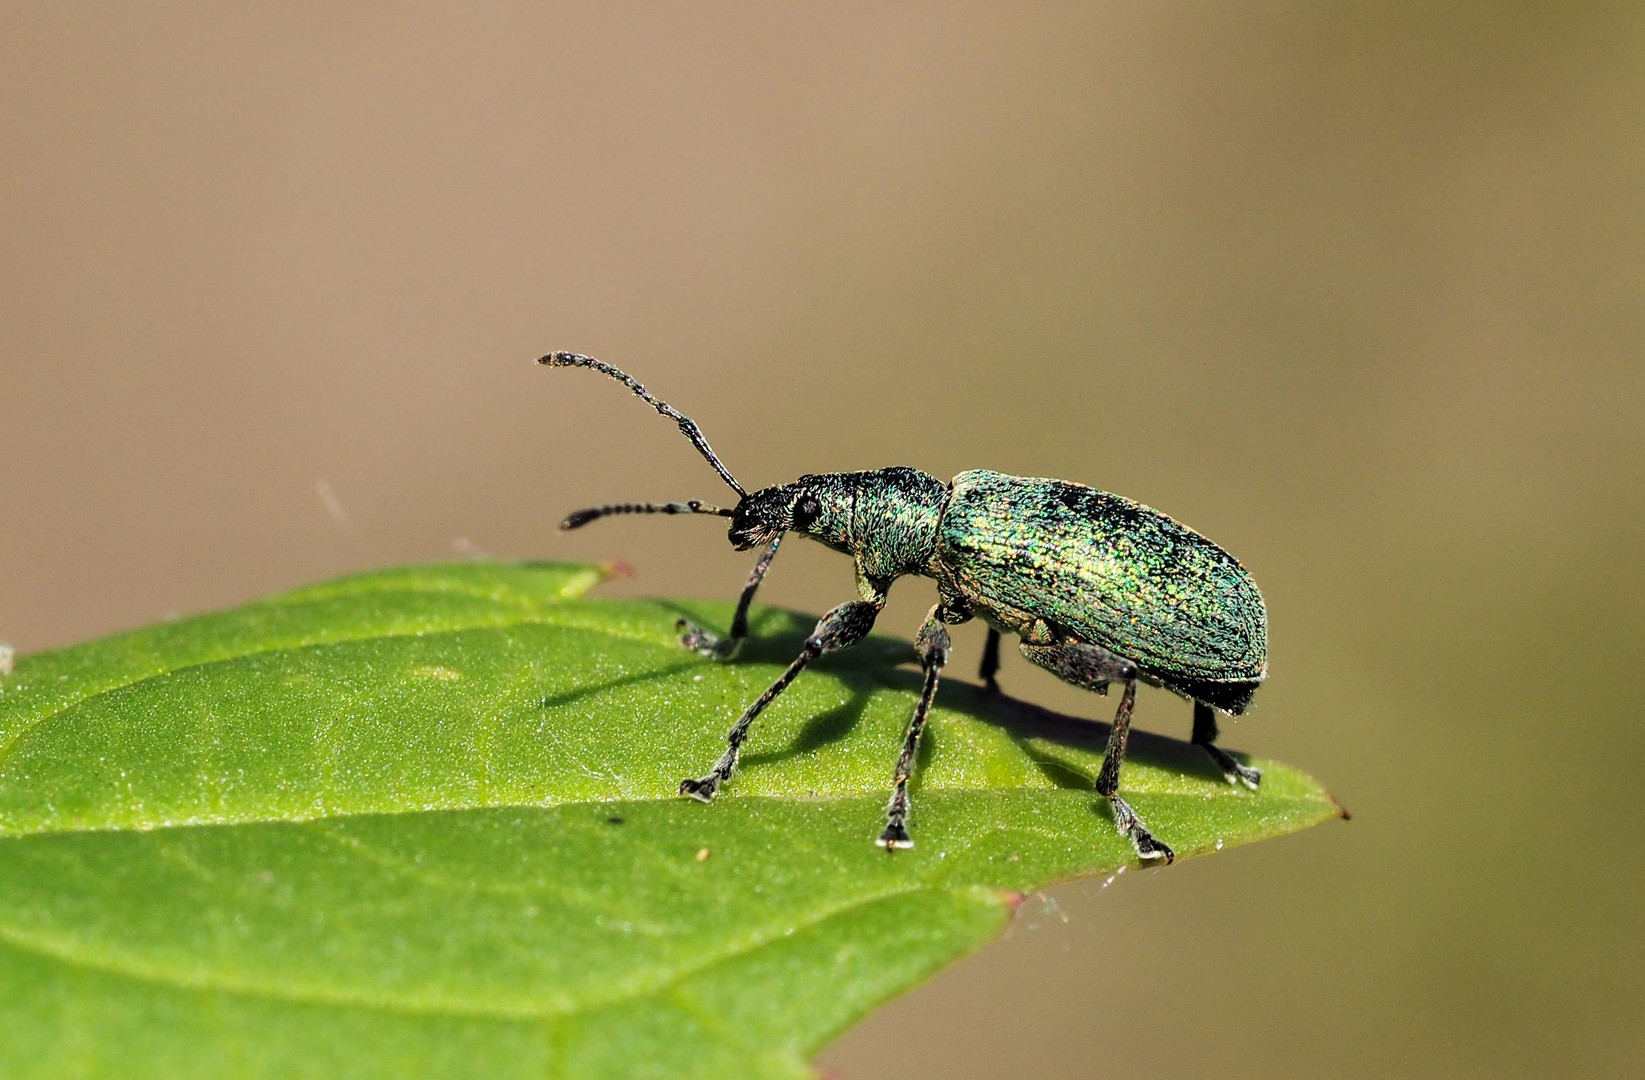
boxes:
[679,593,883,802]
[1020,640,1174,864]
[677,534,781,660]
[878,606,953,850]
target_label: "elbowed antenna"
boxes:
[560,500,734,530]
[540,352,746,497]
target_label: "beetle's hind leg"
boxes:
[677,535,781,660]
[1192,701,1262,790]
[1019,640,1174,864]
[978,627,1002,694]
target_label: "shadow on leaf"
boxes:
[872,665,1253,789]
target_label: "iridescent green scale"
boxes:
[936,470,1266,713]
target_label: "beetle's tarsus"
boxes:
[1133,829,1175,864]
[679,776,719,801]
[676,617,741,661]
[877,823,913,850]
[1215,754,1263,790]
[1110,793,1175,864]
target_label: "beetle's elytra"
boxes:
[542,352,1267,862]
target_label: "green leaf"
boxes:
[0,563,1340,1079]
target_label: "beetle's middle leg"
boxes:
[1019,640,1175,864]
[877,604,956,851]
[679,593,883,802]
[1192,701,1262,790]
[677,534,782,661]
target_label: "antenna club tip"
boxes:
[538,351,594,367]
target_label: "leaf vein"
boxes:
[0,882,945,1023]
[0,613,678,773]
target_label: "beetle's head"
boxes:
[729,475,853,552]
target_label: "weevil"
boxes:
[542,353,1267,861]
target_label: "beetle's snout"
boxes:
[727,484,806,549]
[727,516,766,550]
[727,490,786,550]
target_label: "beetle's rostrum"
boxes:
[541,351,1267,862]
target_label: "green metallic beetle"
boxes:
[542,353,1267,862]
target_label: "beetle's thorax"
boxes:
[845,467,947,582]
[729,467,947,583]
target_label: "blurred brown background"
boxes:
[3,3,1642,1077]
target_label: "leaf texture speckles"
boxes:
[0,563,1340,1079]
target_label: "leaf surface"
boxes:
[0,563,1340,1079]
